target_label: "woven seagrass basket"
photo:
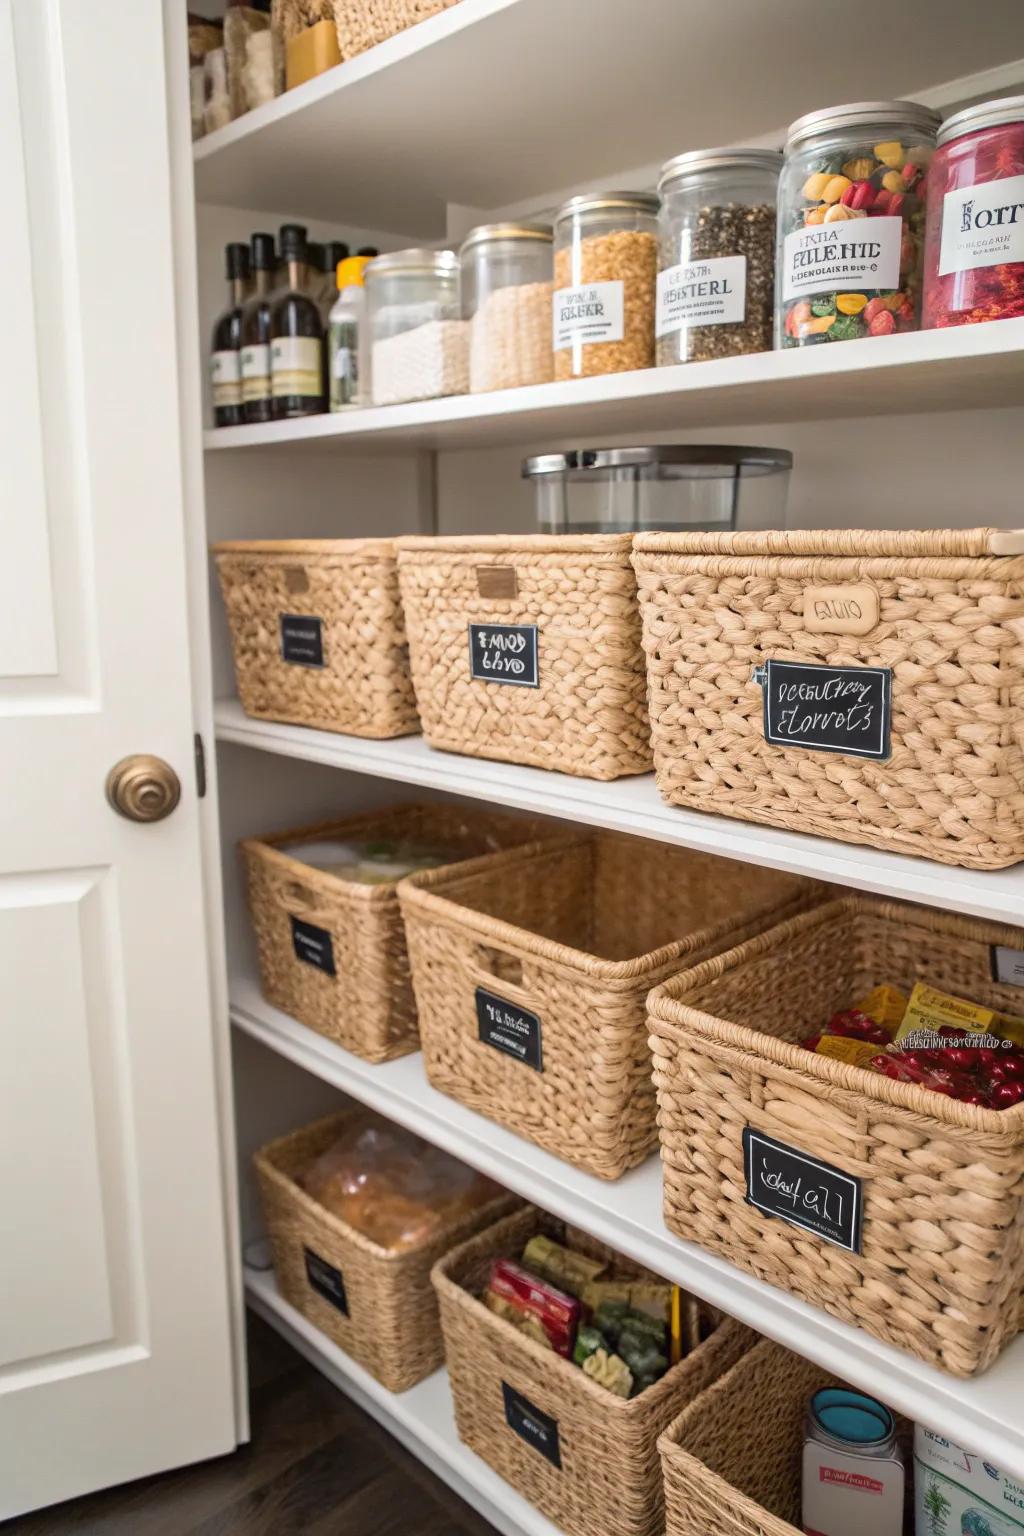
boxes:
[215,539,418,739]
[255,1111,516,1392]
[632,527,1024,869]
[242,802,544,1063]
[434,1204,756,1536]
[399,830,817,1178]
[649,894,1024,1377]
[396,534,651,781]
[333,0,460,59]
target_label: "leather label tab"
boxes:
[476,565,517,599]
[802,584,879,636]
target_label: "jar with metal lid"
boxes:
[363,249,467,406]
[460,223,554,392]
[656,149,781,365]
[553,192,659,380]
[923,96,1024,330]
[776,100,939,347]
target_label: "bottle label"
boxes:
[939,172,1024,275]
[782,216,902,301]
[552,281,624,350]
[656,256,747,335]
[240,343,271,402]
[271,335,322,399]
[210,349,241,407]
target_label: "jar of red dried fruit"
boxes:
[922,96,1024,329]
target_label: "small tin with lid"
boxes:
[802,1387,905,1536]
[553,191,659,379]
[460,222,554,392]
[364,249,466,406]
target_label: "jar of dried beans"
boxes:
[364,249,467,406]
[460,222,554,392]
[776,101,939,347]
[656,148,781,364]
[553,191,659,379]
[923,96,1024,329]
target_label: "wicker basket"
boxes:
[215,539,418,739]
[399,830,817,1178]
[632,527,1024,869]
[242,802,544,1063]
[649,894,1024,1377]
[334,0,460,59]
[255,1111,516,1392]
[396,535,651,782]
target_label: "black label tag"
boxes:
[501,1383,560,1468]
[743,1128,862,1253]
[290,915,335,976]
[476,987,543,1071]
[469,623,539,688]
[280,613,324,667]
[304,1248,348,1314]
[758,657,891,760]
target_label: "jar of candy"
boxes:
[776,101,940,346]
[922,96,1024,329]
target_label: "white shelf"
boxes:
[233,977,1024,1476]
[244,1264,559,1536]
[214,699,1024,925]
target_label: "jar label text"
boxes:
[939,172,1024,276]
[656,256,746,335]
[552,281,624,350]
[782,216,902,300]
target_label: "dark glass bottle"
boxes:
[270,225,325,419]
[210,242,250,427]
[240,232,276,425]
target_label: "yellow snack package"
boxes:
[894,981,996,1045]
[814,1035,881,1068]
[855,984,907,1032]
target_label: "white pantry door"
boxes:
[0,0,238,1518]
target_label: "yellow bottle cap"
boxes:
[336,255,372,289]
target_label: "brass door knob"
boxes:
[106,754,181,823]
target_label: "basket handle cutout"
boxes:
[477,946,524,989]
[283,565,310,594]
[283,881,319,908]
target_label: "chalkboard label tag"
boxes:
[469,623,539,688]
[501,1383,561,1468]
[280,613,324,667]
[756,657,891,760]
[304,1248,348,1314]
[743,1127,863,1253]
[476,987,543,1071]
[290,915,336,976]
[991,944,1024,989]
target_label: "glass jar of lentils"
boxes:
[553,191,659,379]
[776,100,939,347]
[656,148,781,365]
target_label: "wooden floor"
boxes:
[12,1312,498,1535]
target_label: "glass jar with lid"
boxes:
[460,222,554,392]
[363,249,467,406]
[776,101,939,347]
[656,148,781,365]
[923,96,1024,330]
[553,192,659,380]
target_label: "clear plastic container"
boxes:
[328,255,372,410]
[523,445,793,534]
[460,222,554,392]
[364,249,467,406]
[776,100,939,347]
[553,192,659,380]
[656,149,781,365]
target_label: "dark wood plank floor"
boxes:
[9,1312,499,1535]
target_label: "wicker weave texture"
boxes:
[333,0,460,58]
[433,1205,756,1536]
[243,802,543,1063]
[215,539,419,739]
[649,895,1024,1377]
[399,831,817,1178]
[397,535,652,782]
[632,528,1024,869]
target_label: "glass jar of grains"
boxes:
[364,249,467,406]
[553,191,659,379]
[460,222,554,392]
[656,148,781,364]
[776,100,939,347]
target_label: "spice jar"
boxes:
[553,192,659,380]
[364,249,467,406]
[460,223,554,392]
[656,149,781,364]
[776,101,939,346]
[923,96,1024,329]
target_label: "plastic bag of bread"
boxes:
[301,1111,502,1251]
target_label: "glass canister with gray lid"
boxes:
[523,445,793,534]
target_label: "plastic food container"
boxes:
[364,248,467,405]
[776,100,939,346]
[923,95,1024,329]
[523,446,792,534]
[461,222,554,392]
[553,192,659,379]
[657,149,781,364]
